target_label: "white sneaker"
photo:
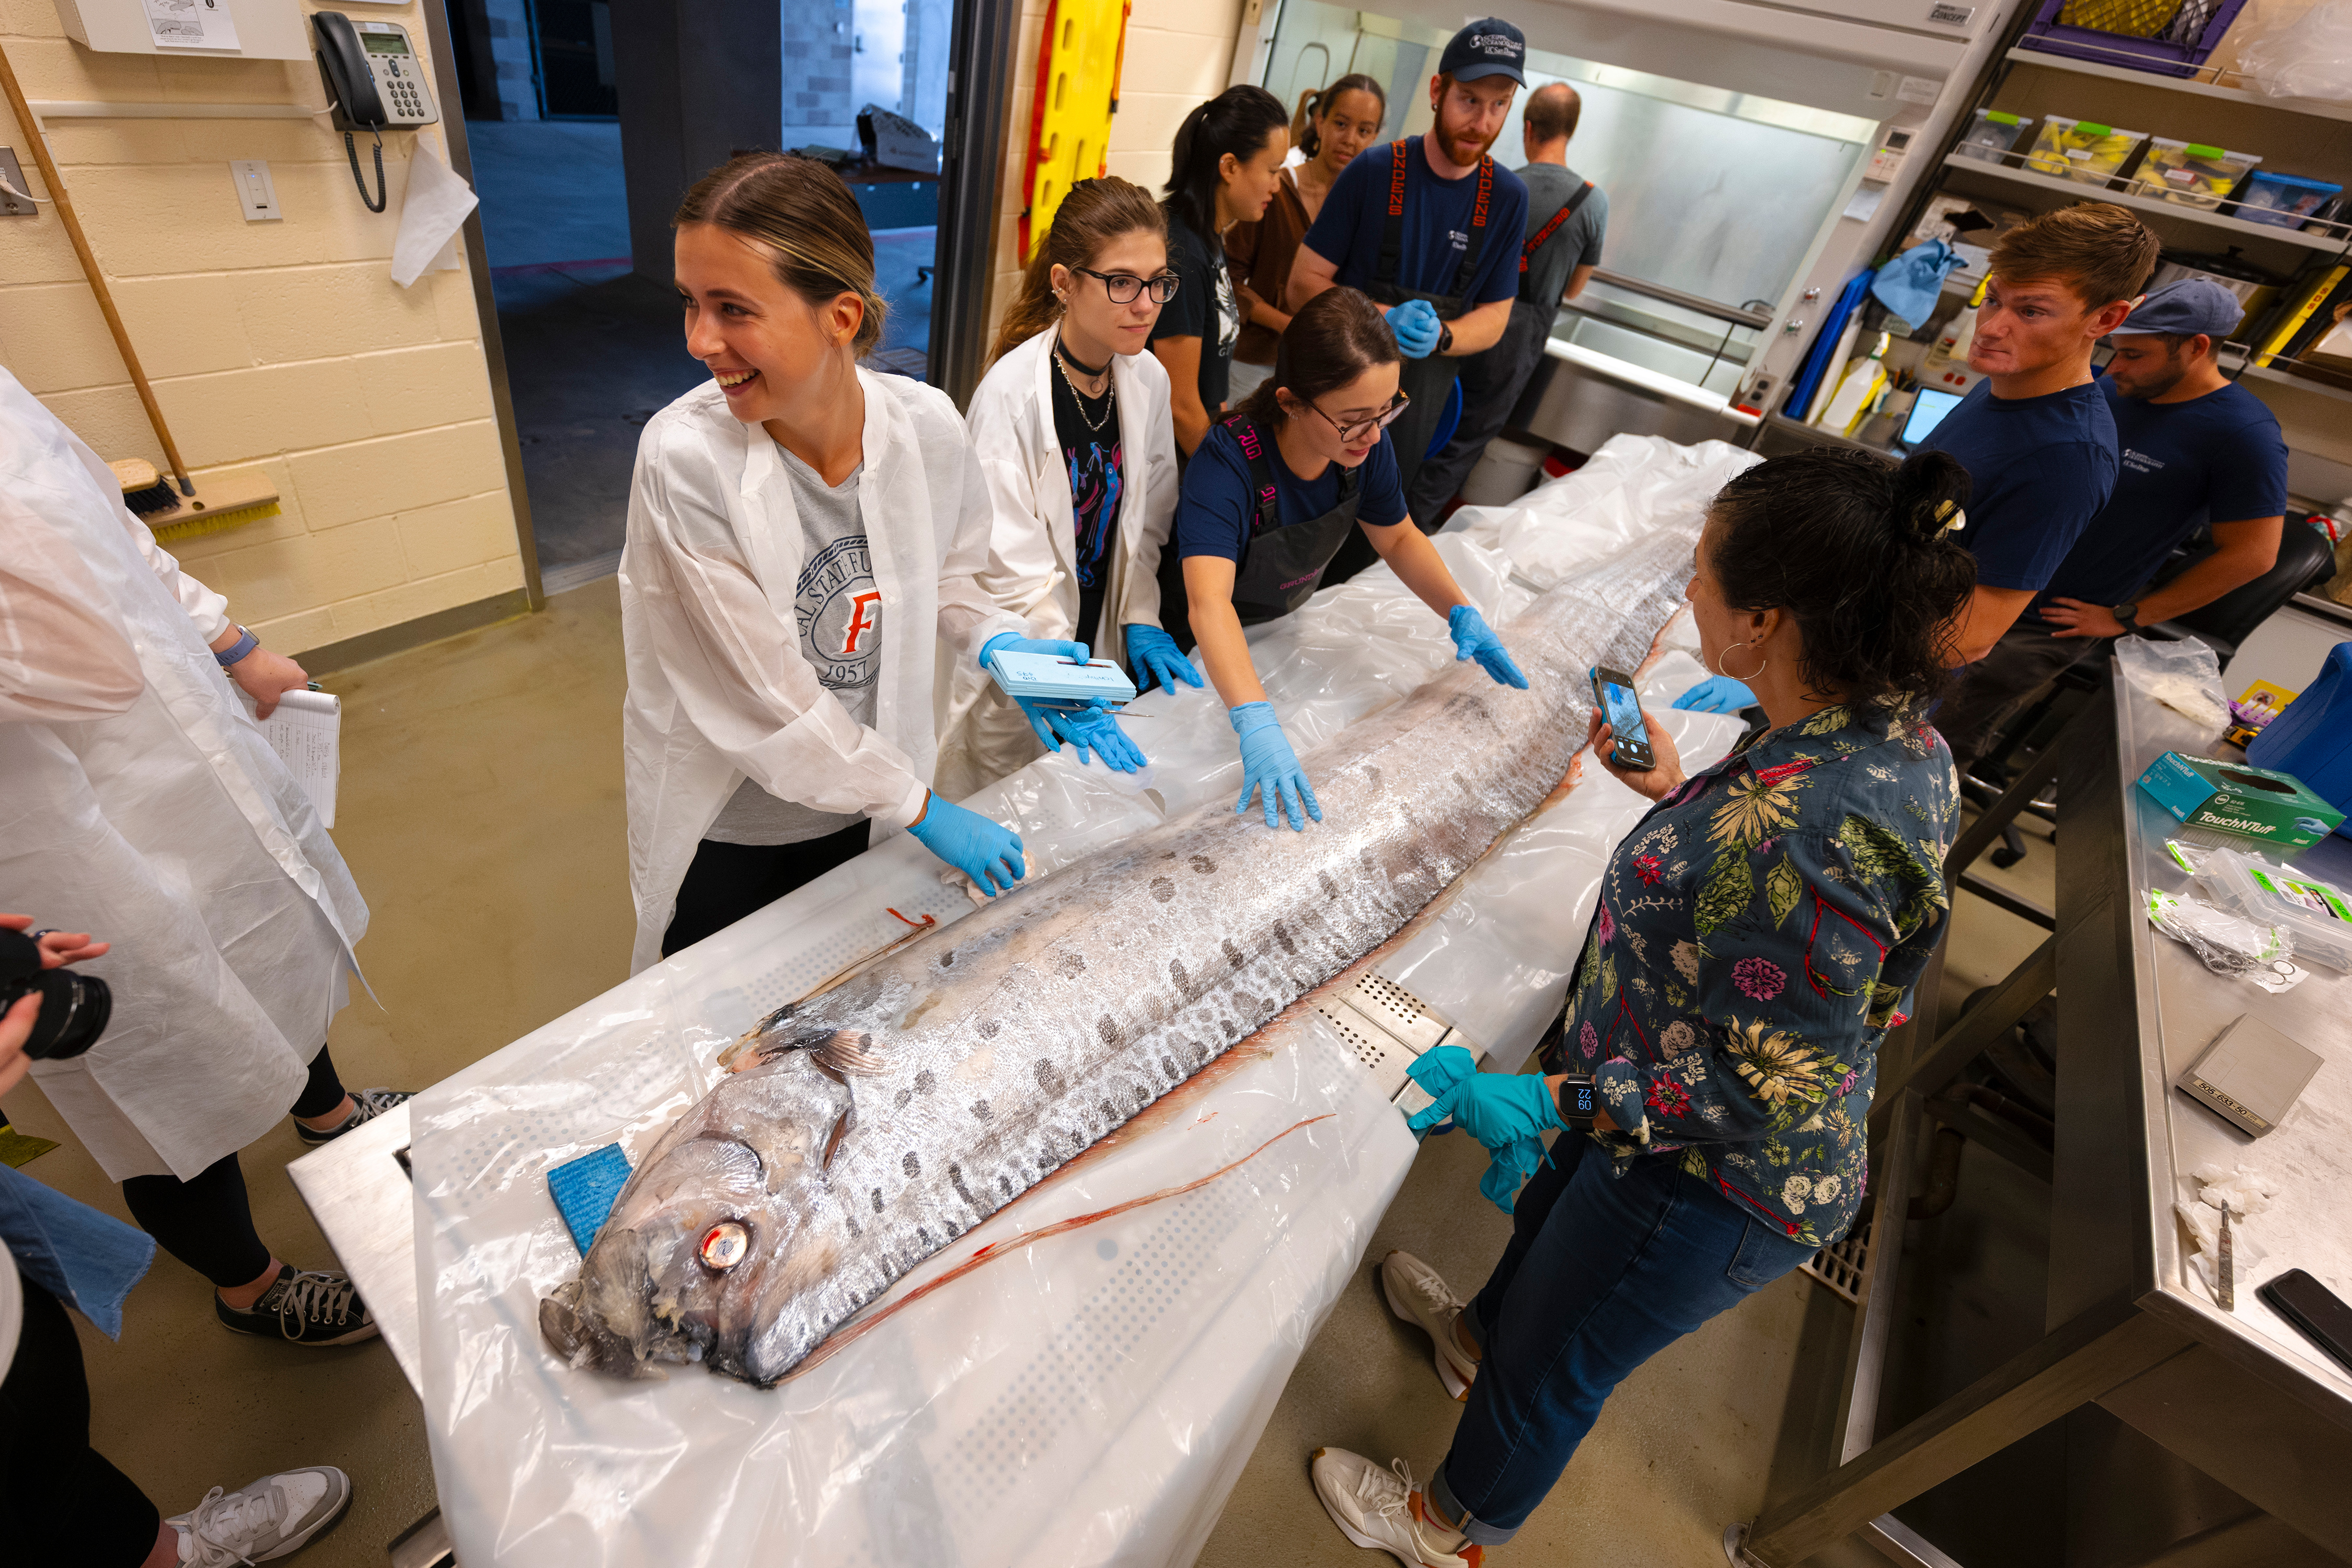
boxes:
[1381,1249,1479,1400]
[169,1466,350,1566]
[1309,1447,1481,1567]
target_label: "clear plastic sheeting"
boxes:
[409,433,1759,1567]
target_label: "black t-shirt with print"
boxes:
[1150,212,1237,418]
[1048,348,1124,645]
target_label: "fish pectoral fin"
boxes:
[821,1105,855,1173]
[806,1030,886,1079]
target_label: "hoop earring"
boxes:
[1718,641,1768,683]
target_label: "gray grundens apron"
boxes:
[1223,413,1362,626]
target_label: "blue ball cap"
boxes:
[2115,278,2244,340]
[1440,18,1527,84]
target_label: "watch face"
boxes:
[1560,1078,1597,1120]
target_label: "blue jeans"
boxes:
[1427,1135,1817,1546]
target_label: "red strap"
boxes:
[1519,181,1592,274]
[1386,139,1408,217]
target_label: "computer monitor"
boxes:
[1901,387,1965,447]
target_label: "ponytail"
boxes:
[1706,446,1977,712]
[1165,85,1289,239]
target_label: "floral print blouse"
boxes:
[1540,701,1957,1248]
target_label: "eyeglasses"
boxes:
[1305,392,1411,445]
[1071,267,1180,305]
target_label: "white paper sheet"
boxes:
[142,0,240,50]
[393,135,477,287]
[254,688,342,828]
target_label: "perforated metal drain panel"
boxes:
[1310,972,1470,1102]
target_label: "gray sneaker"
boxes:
[295,1087,413,1145]
[168,1466,351,1565]
[215,1264,378,1346]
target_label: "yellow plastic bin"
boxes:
[2023,117,2146,186]
[2139,140,2261,210]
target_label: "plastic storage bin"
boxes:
[2231,170,2345,230]
[1955,109,2035,164]
[2247,640,2352,838]
[2139,140,2261,210]
[2192,847,2352,972]
[2023,118,2146,186]
[2017,0,2251,78]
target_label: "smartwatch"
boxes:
[2112,602,2141,635]
[1555,1073,1599,1131]
[1436,322,1455,355]
[214,625,260,667]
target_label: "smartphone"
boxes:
[1589,665,1654,771]
[2258,1269,2352,1375]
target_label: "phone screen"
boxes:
[1601,681,1648,752]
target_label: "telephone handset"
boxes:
[313,11,437,214]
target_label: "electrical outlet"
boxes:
[0,149,38,217]
[228,159,281,222]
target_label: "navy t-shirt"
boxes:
[1917,378,2118,594]
[1174,420,1410,563]
[1300,137,1529,307]
[2031,379,2288,620]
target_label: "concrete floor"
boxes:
[2,579,2069,1566]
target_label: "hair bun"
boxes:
[1889,448,1973,546]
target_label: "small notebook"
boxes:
[547,1143,633,1254]
[987,650,1138,706]
[2176,1013,2323,1137]
[253,688,343,828]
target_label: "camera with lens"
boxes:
[0,925,111,1061]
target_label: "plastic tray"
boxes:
[2023,117,2146,186]
[2230,170,2345,230]
[1955,109,2034,164]
[2192,847,2352,972]
[2139,139,2261,211]
[987,649,1139,706]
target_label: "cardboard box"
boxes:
[2137,751,2346,849]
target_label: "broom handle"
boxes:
[0,41,192,493]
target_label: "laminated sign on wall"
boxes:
[143,0,239,50]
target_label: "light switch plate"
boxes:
[228,159,281,222]
[0,149,37,217]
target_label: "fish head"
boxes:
[541,1036,873,1383]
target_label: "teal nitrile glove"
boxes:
[1405,1071,1564,1150]
[1228,701,1323,832]
[907,793,1027,896]
[1480,1135,1549,1213]
[1447,605,1528,690]
[1042,702,1147,773]
[1406,1044,1479,1103]
[1386,299,1442,359]
[982,631,1094,751]
[1671,674,1758,714]
[1124,623,1203,695]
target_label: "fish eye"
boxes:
[700,1219,751,1271]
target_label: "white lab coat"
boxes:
[937,329,1180,798]
[0,371,367,1183]
[619,372,1027,973]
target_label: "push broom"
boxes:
[0,40,280,541]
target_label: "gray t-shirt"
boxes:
[705,445,882,846]
[1517,162,1608,330]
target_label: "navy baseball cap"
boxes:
[1440,18,1527,84]
[2116,278,2244,339]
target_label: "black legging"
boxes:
[119,1043,348,1289]
[662,822,873,958]
[2,1267,162,1565]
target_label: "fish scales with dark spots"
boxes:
[538,529,1698,1386]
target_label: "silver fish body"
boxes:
[540,530,1696,1386]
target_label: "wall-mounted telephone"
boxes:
[313,11,437,213]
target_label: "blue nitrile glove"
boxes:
[1229,701,1323,832]
[1124,623,1203,695]
[1042,702,1147,773]
[1480,1135,1550,1214]
[907,793,1026,896]
[1671,674,1758,714]
[1406,1044,1479,1103]
[1447,605,1528,690]
[1406,1071,1564,1150]
[982,631,1096,750]
[1386,299,1442,359]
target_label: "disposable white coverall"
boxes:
[619,372,1028,973]
[938,327,1181,797]
[0,370,367,1182]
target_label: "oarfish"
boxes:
[539,527,1698,1386]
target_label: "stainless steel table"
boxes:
[1737,666,2352,1566]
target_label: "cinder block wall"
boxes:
[0,1,526,658]
[986,0,1245,340]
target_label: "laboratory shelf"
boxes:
[2001,47,2352,126]
[1936,154,2352,253]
